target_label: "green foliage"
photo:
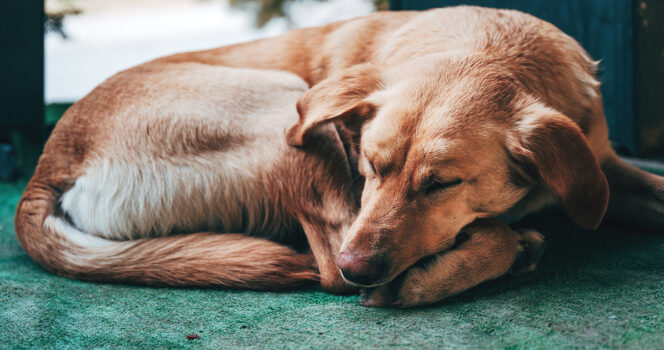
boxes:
[229,0,294,27]
[373,0,389,11]
[229,0,384,27]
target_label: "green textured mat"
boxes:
[1,179,663,349]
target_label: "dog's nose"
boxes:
[337,251,384,285]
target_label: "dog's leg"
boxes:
[601,153,664,231]
[299,220,357,295]
[360,219,544,308]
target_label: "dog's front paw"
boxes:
[389,266,451,308]
[359,285,397,307]
[509,229,546,276]
[359,267,441,308]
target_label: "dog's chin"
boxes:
[344,279,390,288]
[338,270,400,288]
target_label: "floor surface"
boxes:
[1,179,663,349]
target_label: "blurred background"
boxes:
[43,0,382,103]
[0,0,662,180]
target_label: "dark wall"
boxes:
[633,1,664,157]
[0,0,44,130]
[391,0,642,155]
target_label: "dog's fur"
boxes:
[15,6,664,307]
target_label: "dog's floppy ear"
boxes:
[509,110,609,229]
[285,64,381,146]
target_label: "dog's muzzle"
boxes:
[336,251,386,286]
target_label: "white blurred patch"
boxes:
[46,0,374,103]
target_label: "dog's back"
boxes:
[59,63,309,240]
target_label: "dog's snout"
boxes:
[337,251,385,286]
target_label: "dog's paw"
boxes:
[359,285,397,308]
[509,229,545,276]
[321,274,359,295]
[390,266,453,308]
[359,267,441,308]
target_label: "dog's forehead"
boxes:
[361,110,411,164]
[402,56,519,121]
[362,70,512,167]
[362,105,461,168]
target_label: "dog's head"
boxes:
[286,55,608,286]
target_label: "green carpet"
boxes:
[1,179,663,349]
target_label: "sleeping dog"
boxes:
[16,6,664,307]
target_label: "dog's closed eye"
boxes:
[368,159,378,177]
[364,155,383,179]
[424,178,462,195]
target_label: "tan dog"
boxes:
[16,6,664,307]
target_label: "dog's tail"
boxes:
[601,152,664,231]
[14,180,318,289]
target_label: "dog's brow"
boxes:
[414,157,460,180]
[365,150,395,177]
[422,139,451,159]
[413,166,431,190]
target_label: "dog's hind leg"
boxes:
[359,219,545,308]
[601,153,664,231]
[16,181,319,289]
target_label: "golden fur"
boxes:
[15,6,664,307]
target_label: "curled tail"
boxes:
[14,181,318,289]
